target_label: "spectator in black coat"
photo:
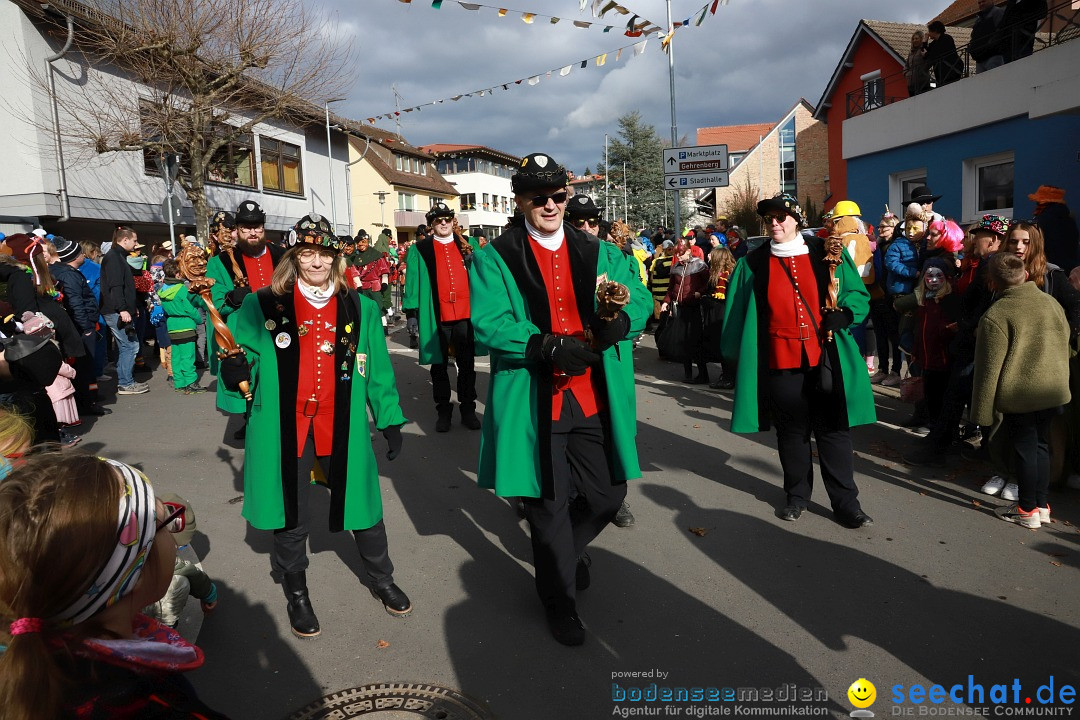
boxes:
[925,21,963,86]
[970,0,1006,73]
[100,226,147,395]
[1000,0,1047,61]
[49,238,109,416]
[1030,185,1079,273]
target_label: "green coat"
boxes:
[158,280,203,335]
[469,224,651,499]
[401,236,484,365]
[233,286,407,532]
[720,237,876,433]
[206,244,285,413]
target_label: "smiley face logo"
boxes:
[848,679,876,709]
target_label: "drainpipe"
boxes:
[343,134,371,238]
[45,11,75,222]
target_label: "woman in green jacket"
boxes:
[721,194,876,529]
[219,214,410,639]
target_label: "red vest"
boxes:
[242,251,274,291]
[434,239,471,322]
[528,239,600,421]
[294,289,338,457]
[766,255,823,370]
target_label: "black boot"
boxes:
[282,571,320,638]
[459,405,481,430]
[435,404,453,433]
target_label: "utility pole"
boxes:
[604,134,610,220]
[325,98,345,233]
[666,0,681,234]
[622,161,628,224]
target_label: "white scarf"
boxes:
[434,232,455,245]
[770,236,809,258]
[297,280,334,308]
[525,218,565,251]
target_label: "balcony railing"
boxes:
[846,0,1079,119]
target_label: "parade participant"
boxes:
[469,152,651,646]
[720,193,876,528]
[206,203,286,429]
[401,201,482,432]
[219,214,411,638]
[0,453,229,719]
[565,194,602,237]
[344,229,393,337]
[158,258,208,395]
[662,239,711,384]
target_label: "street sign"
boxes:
[154,153,181,183]
[160,198,181,221]
[663,144,729,175]
[665,171,730,190]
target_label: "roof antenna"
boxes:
[392,84,404,137]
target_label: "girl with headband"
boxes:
[0,453,228,719]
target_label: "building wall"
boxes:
[348,144,395,235]
[0,4,351,240]
[822,37,907,208]
[794,107,829,214]
[845,113,1080,224]
[448,170,514,230]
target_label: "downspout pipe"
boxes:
[343,134,371,238]
[45,11,74,222]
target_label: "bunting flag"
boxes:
[632,38,647,55]
[559,64,572,76]
[579,0,588,9]
[459,2,480,8]
[498,8,506,16]
[431,0,442,7]
[596,53,607,66]
[522,12,534,22]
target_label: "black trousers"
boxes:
[870,298,902,376]
[270,429,395,589]
[1004,409,1057,511]
[430,319,477,414]
[523,393,625,612]
[766,369,862,518]
[678,304,708,379]
[926,361,972,449]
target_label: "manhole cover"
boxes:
[286,683,493,720]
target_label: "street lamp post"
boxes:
[622,161,628,224]
[325,97,346,233]
[373,191,388,230]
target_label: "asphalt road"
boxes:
[81,324,1080,720]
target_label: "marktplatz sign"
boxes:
[664,144,729,189]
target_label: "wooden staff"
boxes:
[176,241,252,400]
[823,234,845,342]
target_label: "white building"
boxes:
[420,144,521,239]
[0,0,354,245]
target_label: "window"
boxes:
[260,138,303,195]
[889,168,927,214]
[482,193,490,211]
[397,192,416,211]
[460,193,476,211]
[861,70,884,111]
[963,151,1014,221]
[395,155,403,172]
[207,134,255,188]
[421,161,426,176]
[778,116,796,196]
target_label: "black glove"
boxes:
[531,334,600,376]
[383,424,403,460]
[219,354,251,391]
[224,286,252,309]
[590,311,631,351]
[820,307,854,332]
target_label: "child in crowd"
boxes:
[0,409,33,480]
[971,254,1072,529]
[157,259,206,395]
[149,255,173,381]
[142,492,219,628]
[0,452,229,718]
[871,212,903,386]
[704,246,736,389]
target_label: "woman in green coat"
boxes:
[721,193,876,529]
[219,214,411,639]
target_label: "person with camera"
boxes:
[100,225,147,395]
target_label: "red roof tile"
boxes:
[696,123,776,153]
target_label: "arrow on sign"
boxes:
[667,157,676,166]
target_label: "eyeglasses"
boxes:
[763,212,789,224]
[529,191,569,207]
[157,501,186,534]
[571,217,600,228]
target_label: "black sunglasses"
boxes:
[571,217,600,227]
[157,501,187,534]
[763,211,790,223]
[530,191,569,207]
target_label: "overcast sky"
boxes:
[315,0,947,174]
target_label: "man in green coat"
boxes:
[721,193,875,529]
[205,202,285,420]
[402,201,483,432]
[346,231,392,336]
[219,213,411,638]
[469,153,651,647]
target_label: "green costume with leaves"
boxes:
[469,224,651,499]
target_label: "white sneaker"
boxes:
[1000,483,1019,502]
[981,475,1006,496]
[1038,505,1051,524]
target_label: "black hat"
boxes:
[235,200,266,225]
[290,213,343,254]
[354,229,369,240]
[381,228,392,236]
[425,202,455,223]
[909,186,942,204]
[756,192,804,224]
[54,236,81,263]
[565,194,601,221]
[209,210,236,233]
[511,153,568,194]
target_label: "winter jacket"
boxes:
[1037,203,1079,273]
[0,257,84,358]
[78,257,101,302]
[914,293,961,371]
[665,258,709,306]
[51,261,98,333]
[925,32,963,85]
[970,5,1005,61]
[884,234,920,295]
[1041,264,1080,335]
[100,245,136,315]
[158,279,204,338]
